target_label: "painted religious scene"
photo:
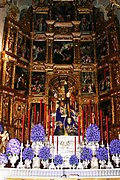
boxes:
[33,41,46,62]
[53,41,74,64]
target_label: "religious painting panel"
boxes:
[34,13,47,33]
[31,72,45,95]
[14,66,29,94]
[96,32,108,62]
[98,68,110,94]
[53,2,74,21]
[17,33,26,59]
[8,26,17,53]
[81,72,96,94]
[80,41,94,63]
[53,41,73,64]
[4,61,13,87]
[33,41,46,62]
[78,13,92,31]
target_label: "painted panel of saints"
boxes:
[33,41,46,62]
[80,41,94,63]
[79,13,92,31]
[14,66,29,94]
[31,72,45,94]
[34,14,47,33]
[81,72,96,94]
[53,41,73,64]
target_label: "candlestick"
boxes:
[34,104,36,125]
[52,116,54,145]
[57,136,58,154]
[48,109,50,141]
[28,109,31,142]
[74,136,76,155]
[82,109,84,141]
[22,115,25,143]
[106,116,109,144]
[100,109,103,144]
[78,116,80,144]
[44,104,46,130]
[89,100,92,124]
[85,105,88,128]
[39,99,42,123]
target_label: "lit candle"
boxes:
[44,104,46,130]
[52,116,54,145]
[28,109,31,142]
[89,100,92,124]
[48,109,50,141]
[85,105,88,128]
[82,109,84,141]
[39,99,42,123]
[74,136,76,155]
[106,115,109,144]
[22,115,25,142]
[34,104,36,125]
[100,109,103,144]
[78,116,80,144]
[57,136,58,154]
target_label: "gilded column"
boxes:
[0,93,3,122]
[111,97,115,124]
[9,95,13,125]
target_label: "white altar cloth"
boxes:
[0,168,120,180]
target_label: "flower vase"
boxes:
[42,160,48,169]
[99,160,106,169]
[24,159,31,169]
[71,164,76,169]
[91,156,99,169]
[83,160,89,169]
[10,154,19,168]
[32,155,40,168]
[112,154,120,168]
[77,160,83,169]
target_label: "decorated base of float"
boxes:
[0,123,120,180]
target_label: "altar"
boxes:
[0,168,120,180]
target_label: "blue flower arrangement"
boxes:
[39,146,51,161]
[54,154,63,166]
[22,147,34,160]
[6,138,21,155]
[96,147,108,160]
[30,124,45,142]
[0,123,4,133]
[110,139,120,155]
[80,147,92,161]
[69,154,78,165]
[0,153,8,164]
[86,124,100,142]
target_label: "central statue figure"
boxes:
[54,99,78,136]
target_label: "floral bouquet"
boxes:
[86,124,100,143]
[6,138,21,156]
[54,154,63,166]
[96,147,108,160]
[69,154,78,166]
[0,123,4,133]
[0,153,8,165]
[39,146,51,161]
[110,139,120,155]
[22,147,34,160]
[30,124,45,142]
[80,147,92,161]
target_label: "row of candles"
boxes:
[21,100,110,147]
